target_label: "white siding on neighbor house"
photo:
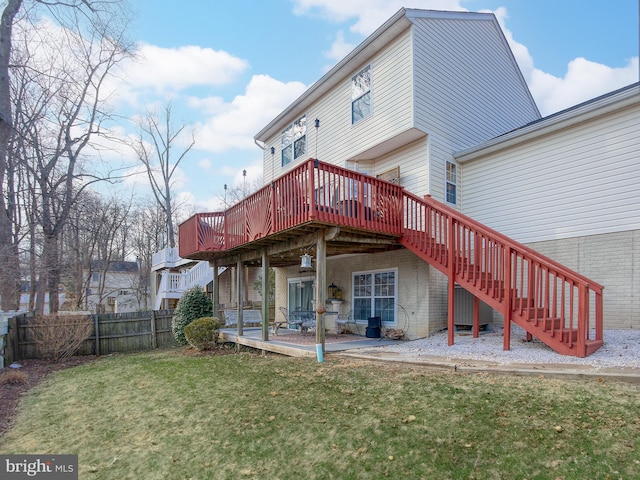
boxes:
[262,28,414,181]
[410,16,539,204]
[460,103,640,243]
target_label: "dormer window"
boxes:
[281,115,307,166]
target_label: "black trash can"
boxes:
[366,316,381,338]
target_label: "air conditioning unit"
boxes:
[107,297,116,305]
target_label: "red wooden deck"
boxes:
[179,158,604,357]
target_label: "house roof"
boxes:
[254,8,503,143]
[90,260,139,273]
[454,82,640,162]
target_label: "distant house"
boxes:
[85,260,140,313]
[177,8,638,357]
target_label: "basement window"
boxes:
[352,269,397,325]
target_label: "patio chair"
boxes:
[336,311,356,334]
[278,307,303,332]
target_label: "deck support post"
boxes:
[261,250,270,341]
[211,259,220,322]
[447,216,456,346]
[473,295,480,338]
[315,230,326,361]
[236,256,243,337]
[503,247,512,351]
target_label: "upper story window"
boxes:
[351,65,371,124]
[446,160,457,205]
[281,115,307,166]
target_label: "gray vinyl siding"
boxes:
[461,103,640,243]
[411,16,539,204]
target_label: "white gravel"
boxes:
[372,326,640,370]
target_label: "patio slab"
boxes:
[220,327,398,358]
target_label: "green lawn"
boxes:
[1,348,639,479]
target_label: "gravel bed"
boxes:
[375,326,640,369]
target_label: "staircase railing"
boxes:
[400,191,604,356]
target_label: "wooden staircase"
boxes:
[399,191,604,357]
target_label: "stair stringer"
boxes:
[397,236,602,358]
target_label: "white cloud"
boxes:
[529,57,639,116]
[193,74,308,153]
[293,0,465,36]
[198,158,213,171]
[121,162,189,191]
[490,7,639,116]
[323,31,356,64]
[125,44,249,91]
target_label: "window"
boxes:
[281,115,307,166]
[445,160,457,205]
[351,65,371,124]
[91,272,99,283]
[352,269,397,325]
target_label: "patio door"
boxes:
[288,276,315,315]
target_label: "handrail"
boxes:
[403,191,604,292]
[401,190,603,354]
[178,158,404,258]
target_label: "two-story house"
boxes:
[178,8,635,357]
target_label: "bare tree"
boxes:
[133,102,195,249]
[7,2,132,314]
[0,0,24,310]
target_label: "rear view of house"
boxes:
[177,8,633,358]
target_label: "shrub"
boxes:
[0,369,28,385]
[28,314,93,362]
[184,316,222,350]
[172,286,213,345]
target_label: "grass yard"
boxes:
[1,348,639,479]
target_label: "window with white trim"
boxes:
[352,269,397,325]
[351,65,371,124]
[445,160,457,205]
[281,115,307,166]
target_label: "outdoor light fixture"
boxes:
[314,118,320,128]
[300,253,312,269]
[270,146,275,154]
[328,283,338,299]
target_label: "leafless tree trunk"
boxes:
[0,0,131,312]
[10,3,132,314]
[0,0,22,310]
[133,103,195,249]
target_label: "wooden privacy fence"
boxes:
[3,310,177,363]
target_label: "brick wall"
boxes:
[527,229,640,329]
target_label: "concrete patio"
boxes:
[219,327,399,358]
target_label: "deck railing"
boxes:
[401,191,604,355]
[179,159,404,257]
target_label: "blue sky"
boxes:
[112,0,638,214]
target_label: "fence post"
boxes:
[93,314,100,356]
[150,310,158,349]
[8,316,18,364]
